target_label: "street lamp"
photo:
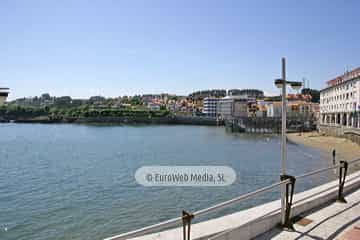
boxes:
[275,79,302,90]
[274,58,302,225]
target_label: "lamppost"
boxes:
[274,58,302,225]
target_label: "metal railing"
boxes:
[207,157,360,240]
[104,157,360,240]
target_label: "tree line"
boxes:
[0,105,170,120]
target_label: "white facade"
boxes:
[266,102,282,117]
[217,96,248,119]
[147,102,161,111]
[320,68,360,128]
[203,97,219,117]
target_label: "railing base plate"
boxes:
[277,222,295,231]
[336,198,347,203]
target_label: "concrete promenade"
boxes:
[255,188,360,240]
[106,171,360,240]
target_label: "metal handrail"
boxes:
[193,180,289,218]
[104,179,290,240]
[104,215,182,240]
[348,158,360,165]
[207,159,360,240]
[105,157,360,240]
[296,164,340,180]
[295,157,360,180]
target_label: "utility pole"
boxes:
[274,58,302,225]
[280,58,287,224]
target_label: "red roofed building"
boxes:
[326,67,360,88]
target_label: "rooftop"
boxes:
[221,95,249,100]
[325,67,360,88]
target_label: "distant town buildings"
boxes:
[320,67,360,128]
[147,102,161,111]
[200,88,317,120]
[288,101,319,118]
[199,89,264,118]
[0,88,9,105]
[217,96,248,119]
[4,86,320,120]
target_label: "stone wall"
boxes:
[319,125,360,145]
[12,115,223,126]
[225,117,317,134]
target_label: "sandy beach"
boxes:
[288,131,360,172]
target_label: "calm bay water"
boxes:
[0,124,333,240]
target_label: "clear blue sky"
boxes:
[1,0,359,100]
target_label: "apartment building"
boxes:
[320,67,360,128]
[217,96,248,119]
[202,97,219,117]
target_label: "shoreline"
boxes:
[287,131,360,171]
[1,115,223,126]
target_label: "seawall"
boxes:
[319,125,360,145]
[10,116,223,126]
[225,117,317,133]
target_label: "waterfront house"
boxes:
[203,97,220,117]
[266,102,282,117]
[217,95,248,119]
[147,102,161,111]
[255,103,268,117]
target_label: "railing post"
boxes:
[280,175,296,229]
[182,210,194,240]
[332,149,337,175]
[337,160,348,203]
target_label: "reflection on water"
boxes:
[0,124,333,240]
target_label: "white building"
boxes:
[203,97,219,117]
[0,88,9,105]
[266,102,282,117]
[217,96,248,119]
[147,102,161,111]
[320,67,360,128]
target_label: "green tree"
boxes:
[301,88,320,103]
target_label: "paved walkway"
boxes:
[255,188,360,240]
